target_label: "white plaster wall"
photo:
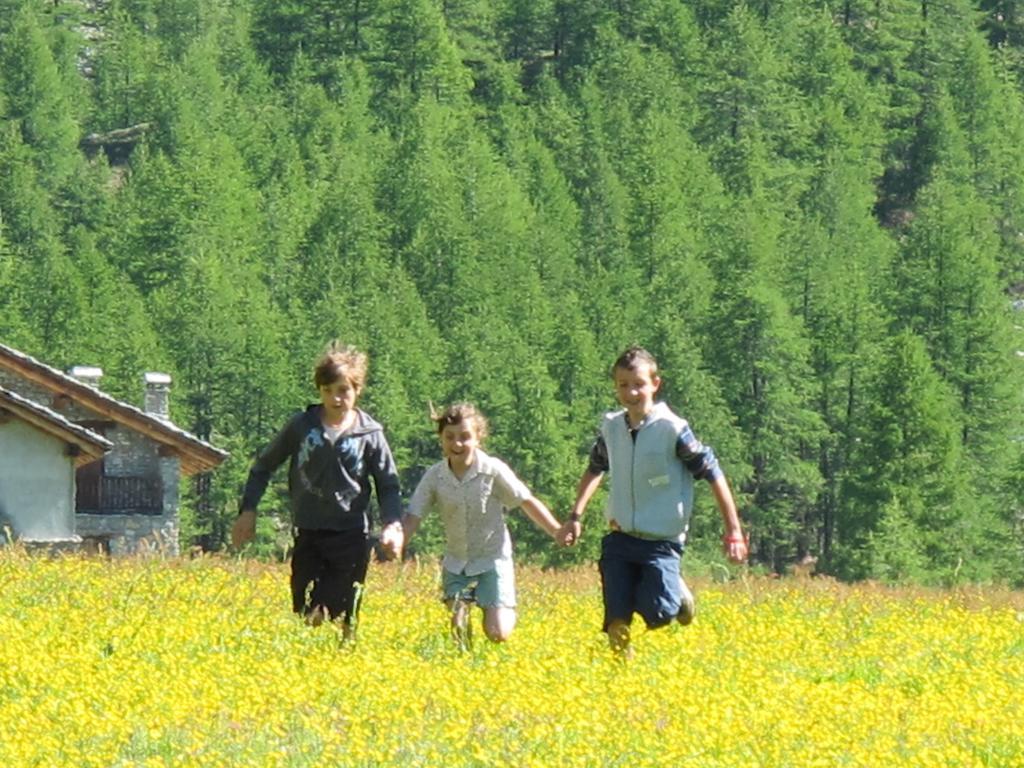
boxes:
[0,420,77,540]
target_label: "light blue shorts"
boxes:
[442,558,516,608]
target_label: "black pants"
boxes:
[291,528,371,624]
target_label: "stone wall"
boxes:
[75,452,182,555]
[75,510,180,556]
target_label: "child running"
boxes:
[561,346,748,654]
[401,403,564,645]
[232,341,404,640]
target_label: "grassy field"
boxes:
[0,550,1022,767]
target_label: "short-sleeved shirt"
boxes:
[408,449,532,576]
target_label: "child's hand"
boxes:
[722,531,748,564]
[379,521,404,560]
[231,510,256,549]
[557,520,580,547]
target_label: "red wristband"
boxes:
[722,535,745,544]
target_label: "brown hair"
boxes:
[313,340,367,390]
[611,346,659,378]
[431,402,489,441]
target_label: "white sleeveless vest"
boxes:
[601,402,693,542]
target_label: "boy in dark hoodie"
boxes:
[232,341,403,638]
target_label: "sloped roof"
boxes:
[0,386,112,467]
[0,343,228,475]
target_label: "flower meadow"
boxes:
[1,552,1022,768]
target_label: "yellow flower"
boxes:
[0,550,1021,766]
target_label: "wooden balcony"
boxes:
[76,476,163,515]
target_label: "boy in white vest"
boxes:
[561,347,747,653]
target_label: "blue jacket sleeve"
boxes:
[239,414,301,513]
[676,424,723,482]
[587,434,609,475]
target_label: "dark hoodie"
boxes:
[240,405,402,532]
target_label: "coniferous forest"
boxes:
[2,0,1024,583]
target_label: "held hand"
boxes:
[379,522,404,561]
[557,519,581,547]
[722,531,749,564]
[554,522,570,546]
[231,510,256,549]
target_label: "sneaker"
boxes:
[340,622,357,647]
[305,604,327,627]
[607,620,633,657]
[677,578,696,626]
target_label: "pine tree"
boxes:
[373,0,473,113]
[0,121,58,251]
[65,226,163,403]
[151,249,291,549]
[615,0,706,80]
[793,160,894,569]
[892,168,1022,531]
[495,107,604,436]
[0,5,79,190]
[91,7,164,130]
[571,80,639,354]
[0,208,37,351]
[546,0,606,78]
[837,0,929,217]
[0,114,86,359]
[696,4,804,202]
[497,0,552,60]
[250,0,309,80]
[292,87,445,469]
[838,331,967,582]
[707,195,826,572]
[113,0,202,55]
[947,31,1024,284]
[784,8,892,567]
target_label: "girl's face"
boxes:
[440,419,479,468]
[319,377,358,420]
[614,363,660,422]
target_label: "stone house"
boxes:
[0,342,228,555]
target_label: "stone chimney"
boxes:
[68,365,103,389]
[143,372,172,419]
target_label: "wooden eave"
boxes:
[0,389,111,468]
[0,344,227,475]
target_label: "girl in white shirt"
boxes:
[401,403,564,644]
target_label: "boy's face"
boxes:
[440,419,479,468]
[614,363,660,421]
[319,377,359,419]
